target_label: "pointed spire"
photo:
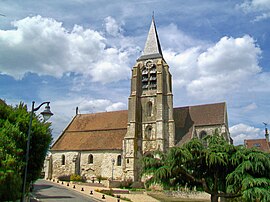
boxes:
[138,15,163,60]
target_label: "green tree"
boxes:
[0,101,52,201]
[142,134,270,202]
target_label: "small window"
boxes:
[88,154,93,164]
[127,159,129,164]
[145,126,152,140]
[61,155,65,165]
[199,131,207,147]
[253,143,261,147]
[117,155,121,166]
[147,101,152,116]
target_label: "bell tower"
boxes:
[123,17,175,181]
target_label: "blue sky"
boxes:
[0,0,270,145]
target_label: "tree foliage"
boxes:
[142,133,270,202]
[0,101,52,201]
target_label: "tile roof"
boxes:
[51,102,226,151]
[244,139,270,153]
[51,110,128,151]
[174,102,226,145]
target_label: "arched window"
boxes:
[61,155,65,165]
[117,155,121,166]
[88,154,93,164]
[199,131,207,147]
[199,131,207,139]
[147,101,152,116]
[145,126,152,140]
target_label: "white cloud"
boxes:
[162,34,262,103]
[240,0,270,12]
[187,35,262,100]
[78,98,126,113]
[239,0,270,21]
[164,47,201,89]
[104,16,123,37]
[0,15,132,83]
[242,102,258,112]
[230,123,262,145]
[253,12,270,22]
[106,102,126,111]
[50,97,127,138]
[159,23,208,52]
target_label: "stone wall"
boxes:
[50,150,123,181]
[194,124,230,142]
[51,151,78,178]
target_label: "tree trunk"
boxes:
[211,194,219,202]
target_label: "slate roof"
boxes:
[51,102,226,151]
[137,17,163,61]
[244,139,270,153]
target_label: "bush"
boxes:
[70,174,86,182]
[58,175,70,181]
[100,188,114,197]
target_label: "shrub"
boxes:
[100,188,114,197]
[58,175,71,181]
[70,174,86,182]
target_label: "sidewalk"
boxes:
[47,179,159,202]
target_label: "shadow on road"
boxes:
[33,182,73,199]
[33,194,73,199]
[34,184,52,191]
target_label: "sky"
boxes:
[0,0,270,145]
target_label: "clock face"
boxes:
[145,60,153,68]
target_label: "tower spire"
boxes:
[138,15,163,60]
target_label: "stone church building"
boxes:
[45,18,232,182]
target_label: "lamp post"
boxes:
[111,159,115,181]
[22,101,53,202]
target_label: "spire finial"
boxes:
[152,11,154,20]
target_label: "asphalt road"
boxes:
[32,179,98,202]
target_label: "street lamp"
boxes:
[111,158,115,181]
[22,101,53,202]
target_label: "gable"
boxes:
[174,102,226,145]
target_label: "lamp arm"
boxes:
[33,101,50,112]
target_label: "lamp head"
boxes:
[41,103,53,121]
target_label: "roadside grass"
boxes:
[147,191,210,202]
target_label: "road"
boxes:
[32,179,98,202]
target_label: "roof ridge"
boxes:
[67,127,127,132]
[77,109,128,116]
[174,102,225,109]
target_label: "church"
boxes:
[45,17,232,182]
